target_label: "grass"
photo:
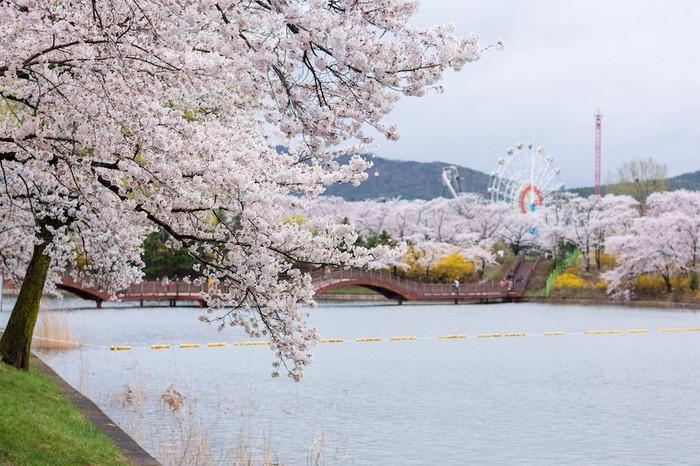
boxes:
[482,255,517,282]
[0,361,129,466]
[524,259,554,296]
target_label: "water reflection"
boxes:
[3,301,700,465]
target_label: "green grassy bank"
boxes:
[0,361,128,466]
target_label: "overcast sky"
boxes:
[373,0,700,188]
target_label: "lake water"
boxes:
[3,300,700,465]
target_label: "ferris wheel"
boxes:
[488,143,562,213]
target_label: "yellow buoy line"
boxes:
[0,324,697,352]
[101,326,700,351]
[5,325,695,351]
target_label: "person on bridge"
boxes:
[453,279,460,295]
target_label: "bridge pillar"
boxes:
[96,300,102,309]
[139,299,144,307]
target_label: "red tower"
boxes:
[594,112,602,195]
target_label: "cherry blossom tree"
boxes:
[444,195,502,274]
[305,195,496,277]
[386,199,429,240]
[533,192,577,261]
[559,194,638,271]
[0,0,483,372]
[497,208,538,255]
[605,190,700,295]
[464,198,510,243]
[646,191,700,269]
[420,197,463,242]
[604,215,689,294]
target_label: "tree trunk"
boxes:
[662,273,672,294]
[0,242,52,369]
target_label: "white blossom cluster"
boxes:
[604,190,700,295]
[0,0,481,379]
[304,195,502,272]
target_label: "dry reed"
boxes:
[106,380,348,466]
[32,310,81,350]
[160,385,186,412]
[308,431,349,466]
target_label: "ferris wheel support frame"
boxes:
[488,142,561,213]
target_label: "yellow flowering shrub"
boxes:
[591,279,608,291]
[670,274,690,290]
[282,213,308,226]
[395,245,427,280]
[552,272,586,290]
[598,253,617,269]
[431,252,475,282]
[634,274,667,296]
[396,249,476,282]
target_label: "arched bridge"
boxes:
[56,257,539,307]
[57,276,209,308]
[311,269,510,303]
[311,256,537,303]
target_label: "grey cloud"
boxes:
[374,0,700,188]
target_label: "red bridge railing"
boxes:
[311,268,512,300]
[57,258,540,306]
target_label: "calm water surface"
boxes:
[2,300,700,465]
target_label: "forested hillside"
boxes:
[324,154,491,200]
[570,170,700,197]
[319,151,700,201]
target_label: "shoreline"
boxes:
[30,353,160,465]
[4,291,700,312]
[523,296,700,311]
[0,326,158,465]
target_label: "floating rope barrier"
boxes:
[179,343,200,349]
[238,341,269,346]
[659,327,700,333]
[4,325,699,351]
[584,329,623,335]
[109,345,132,351]
[100,326,700,350]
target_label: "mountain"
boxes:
[569,170,700,197]
[316,150,700,201]
[324,155,491,201]
[668,170,700,191]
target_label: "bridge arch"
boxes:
[56,281,110,306]
[314,279,415,303]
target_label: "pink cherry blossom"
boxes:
[0,0,482,378]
